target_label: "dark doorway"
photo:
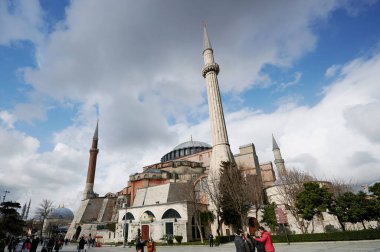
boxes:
[165,222,173,235]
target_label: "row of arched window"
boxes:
[122,208,181,221]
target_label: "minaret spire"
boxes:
[203,23,212,52]
[272,134,279,150]
[272,134,286,177]
[83,122,100,199]
[202,25,234,176]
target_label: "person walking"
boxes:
[208,233,214,247]
[78,237,86,252]
[253,227,275,252]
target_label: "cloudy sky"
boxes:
[1,0,380,214]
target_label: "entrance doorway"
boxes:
[141,225,150,240]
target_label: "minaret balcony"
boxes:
[202,63,220,77]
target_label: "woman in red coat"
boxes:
[253,227,275,252]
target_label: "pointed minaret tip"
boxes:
[272,134,280,151]
[203,23,212,52]
[93,120,99,140]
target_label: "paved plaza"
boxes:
[56,240,380,252]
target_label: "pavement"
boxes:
[54,240,380,252]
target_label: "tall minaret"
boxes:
[83,122,99,199]
[272,134,286,177]
[202,25,235,178]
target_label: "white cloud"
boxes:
[0,110,16,128]
[0,0,43,45]
[325,64,341,78]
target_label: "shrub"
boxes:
[272,229,380,243]
[174,236,183,244]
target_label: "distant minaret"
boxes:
[202,25,235,178]
[21,203,26,219]
[272,134,286,177]
[83,122,99,200]
[25,199,31,220]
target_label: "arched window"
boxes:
[122,212,135,221]
[162,209,181,219]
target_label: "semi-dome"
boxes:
[161,140,212,162]
[48,207,74,220]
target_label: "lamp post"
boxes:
[123,206,127,248]
[2,190,10,202]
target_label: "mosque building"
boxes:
[66,26,279,243]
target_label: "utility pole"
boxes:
[2,190,10,202]
[123,205,128,248]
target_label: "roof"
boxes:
[173,141,211,151]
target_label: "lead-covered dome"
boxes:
[48,207,74,220]
[173,141,211,151]
[161,140,211,162]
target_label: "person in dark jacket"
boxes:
[234,230,245,252]
[47,238,54,252]
[29,237,38,252]
[135,237,144,252]
[78,237,86,252]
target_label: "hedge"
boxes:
[272,229,380,243]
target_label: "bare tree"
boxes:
[245,174,265,219]
[187,179,205,244]
[274,168,315,234]
[35,199,53,237]
[202,171,223,236]
[328,178,353,197]
[219,161,249,231]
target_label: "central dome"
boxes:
[48,207,74,220]
[173,141,211,151]
[161,140,212,162]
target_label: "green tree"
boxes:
[0,201,25,235]
[369,182,380,221]
[261,202,277,232]
[329,191,374,230]
[369,182,380,197]
[219,161,249,230]
[295,182,333,221]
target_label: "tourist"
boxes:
[136,237,144,252]
[22,238,31,252]
[53,239,60,252]
[243,232,254,252]
[47,238,54,252]
[208,233,214,247]
[234,229,245,252]
[29,236,38,252]
[78,237,86,252]
[253,227,275,252]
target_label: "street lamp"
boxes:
[123,206,128,248]
[2,190,10,202]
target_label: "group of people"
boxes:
[6,236,39,252]
[135,237,156,252]
[234,227,275,252]
[5,235,68,252]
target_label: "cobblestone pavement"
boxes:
[56,240,380,252]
